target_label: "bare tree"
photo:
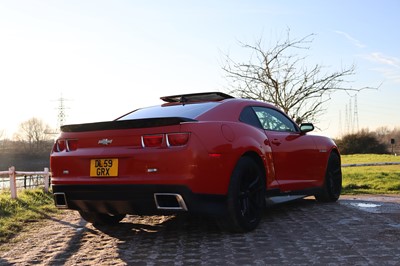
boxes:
[375,126,391,139]
[15,117,52,153]
[222,30,376,124]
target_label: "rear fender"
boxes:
[231,134,276,189]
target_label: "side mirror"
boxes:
[300,123,314,133]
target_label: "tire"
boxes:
[315,152,342,202]
[220,156,266,232]
[79,211,125,225]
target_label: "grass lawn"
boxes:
[341,154,400,194]
[0,188,59,243]
[341,154,400,164]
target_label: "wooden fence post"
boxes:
[9,166,17,199]
[44,167,50,192]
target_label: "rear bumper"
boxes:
[52,184,227,216]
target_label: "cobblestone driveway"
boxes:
[1,195,399,265]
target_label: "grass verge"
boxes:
[341,154,400,194]
[0,188,59,243]
[341,154,400,164]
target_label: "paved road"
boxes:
[1,195,399,265]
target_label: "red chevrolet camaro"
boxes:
[51,92,342,232]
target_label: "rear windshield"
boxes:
[118,102,219,120]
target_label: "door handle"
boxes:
[271,139,281,145]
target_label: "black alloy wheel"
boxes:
[315,152,342,202]
[222,156,266,232]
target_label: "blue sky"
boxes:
[0,0,399,138]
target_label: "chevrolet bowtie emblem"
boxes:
[98,139,113,145]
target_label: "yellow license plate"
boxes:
[90,159,118,177]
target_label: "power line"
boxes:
[338,110,342,138]
[56,95,69,128]
[342,95,359,135]
[46,94,71,135]
[354,95,359,132]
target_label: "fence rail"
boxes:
[0,166,50,199]
[0,174,48,190]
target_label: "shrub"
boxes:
[336,130,388,155]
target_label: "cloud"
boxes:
[370,67,400,83]
[334,30,366,48]
[334,31,400,83]
[365,52,400,68]
[363,53,400,83]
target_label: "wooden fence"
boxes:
[0,166,50,199]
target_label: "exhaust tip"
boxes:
[54,192,68,208]
[154,193,188,211]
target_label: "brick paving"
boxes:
[1,196,399,265]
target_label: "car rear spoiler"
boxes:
[60,117,197,132]
[161,92,234,103]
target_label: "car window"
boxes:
[252,106,298,132]
[118,102,219,120]
[239,106,263,128]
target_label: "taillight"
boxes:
[66,139,78,151]
[141,132,190,148]
[53,139,78,152]
[142,134,164,148]
[167,133,190,147]
[54,139,66,152]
